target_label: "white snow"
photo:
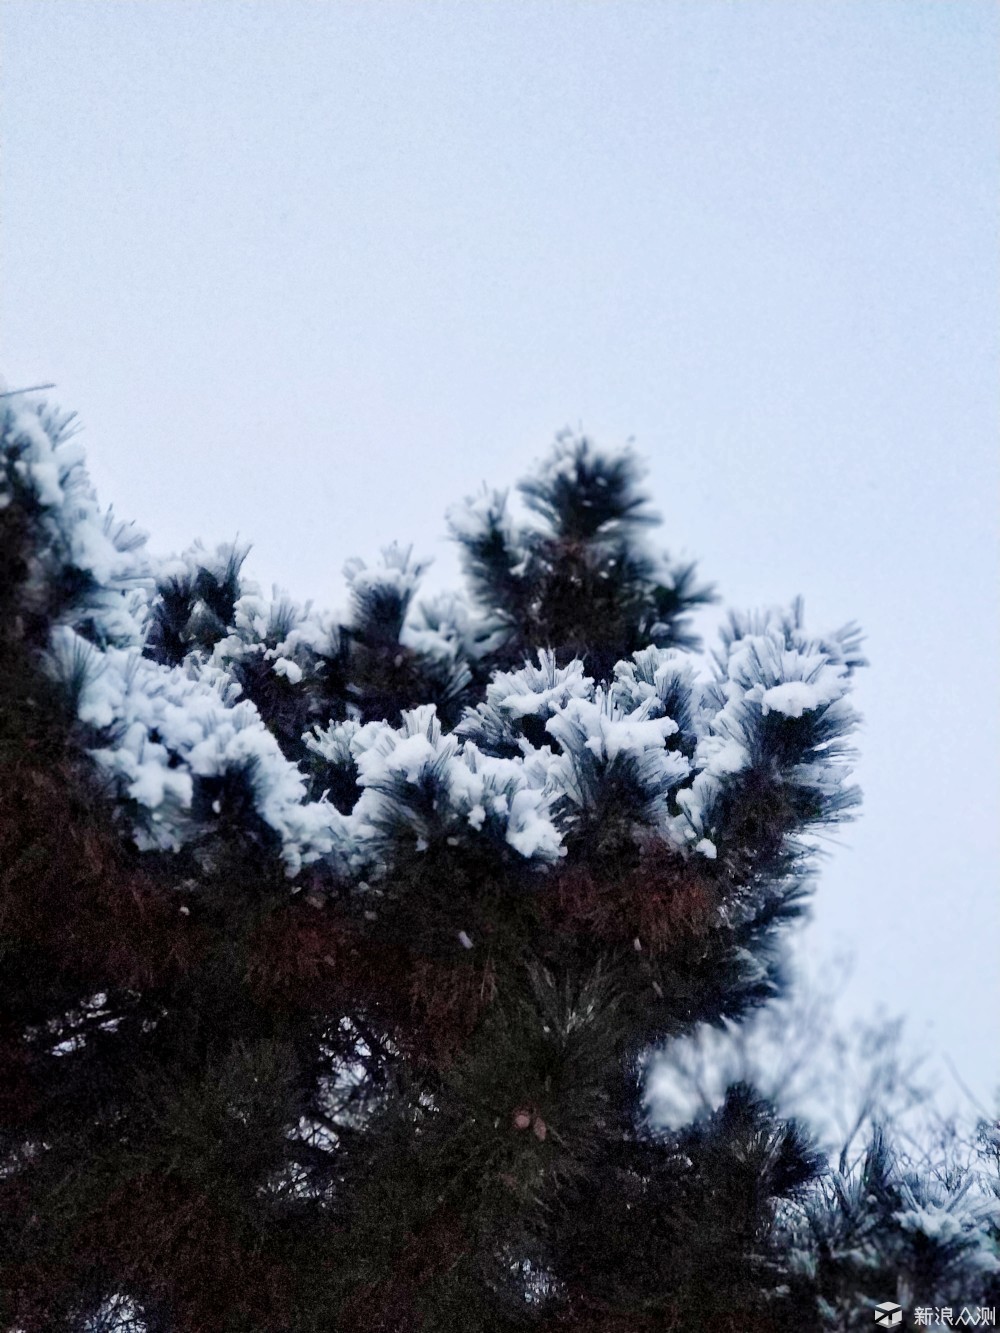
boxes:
[504,787,566,860]
[4,399,861,904]
[491,652,592,719]
[445,486,513,544]
[577,708,679,763]
[761,676,847,718]
[271,656,304,684]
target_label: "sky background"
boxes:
[2,1,997,1109]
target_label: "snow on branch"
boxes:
[4,400,863,903]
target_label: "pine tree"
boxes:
[1,396,996,1332]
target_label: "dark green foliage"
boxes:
[146,543,250,667]
[1,410,995,1333]
[550,1084,822,1327]
[449,436,715,683]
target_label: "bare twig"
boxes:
[0,383,56,398]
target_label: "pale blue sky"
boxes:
[3,1,997,1106]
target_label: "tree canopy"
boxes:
[1,396,996,1332]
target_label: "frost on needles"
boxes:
[1,396,997,1333]
[2,411,858,886]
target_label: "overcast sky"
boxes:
[3,1,997,1109]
